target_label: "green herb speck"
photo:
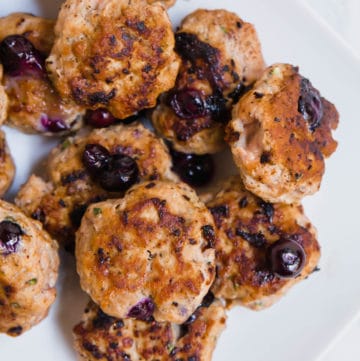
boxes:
[166,343,175,354]
[26,278,37,286]
[93,208,102,216]
[220,26,228,34]
[61,139,71,150]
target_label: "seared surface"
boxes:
[0,129,15,197]
[16,123,177,249]
[73,299,226,361]
[0,200,59,336]
[207,176,320,309]
[152,9,265,154]
[226,63,338,203]
[0,13,84,135]
[46,0,180,119]
[76,180,216,324]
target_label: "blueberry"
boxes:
[168,89,207,119]
[98,153,139,192]
[84,108,118,128]
[298,77,323,132]
[200,291,214,308]
[41,115,69,133]
[267,238,306,278]
[0,220,23,255]
[82,144,110,173]
[0,35,45,77]
[127,298,155,321]
[171,149,214,187]
[205,92,230,123]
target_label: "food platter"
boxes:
[1,0,360,360]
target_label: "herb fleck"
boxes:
[26,278,37,286]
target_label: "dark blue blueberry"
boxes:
[0,220,23,256]
[127,298,155,321]
[298,77,323,132]
[41,115,69,133]
[169,89,207,120]
[82,144,110,173]
[84,108,118,128]
[268,238,306,278]
[0,35,45,77]
[98,153,139,192]
[171,149,214,187]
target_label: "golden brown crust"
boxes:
[48,123,177,186]
[152,9,265,154]
[173,300,226,361]
[46,0,180,119]
[146,0,176,9]
[73,299,226,361]
[16,123,177,249]
[226,63,339,203]
[0,13,84,135]
[76,181,216,324]
[0,130,15,197]
[73,301,174,361]
[0,67,8,126]
[0,200,59,336]
[3,75,84,135]
[206,176,320,309]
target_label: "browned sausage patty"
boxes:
[207,176,320,309]
[152,9,265,154]
[0,13,84,135]
[226,63,338,203]
[15,123,177,249]
[46,0,180,119]
[76,180,216,324]
[73,298,226,361]
[0,200,59,336]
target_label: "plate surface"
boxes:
[1,1,360,361]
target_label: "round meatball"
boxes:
[73,298,226,361]
[0,130,15,197]
[76,180,216,324]
[46,0,180,119]
[206,176,320,310]
[226,63,339,203]
[152,9,265,154]
[0,200,59,336]
[0,13,84,135]
[15,123,178,249]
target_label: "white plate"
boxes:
[1,0,359,360]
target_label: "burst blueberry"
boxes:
[98,153,139,192]
[298,77,323,132]
[127,298,155,321]
[0,220,23,255]
[0,35,45,77]
[169,88,207,120]
[82,144,110,173]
